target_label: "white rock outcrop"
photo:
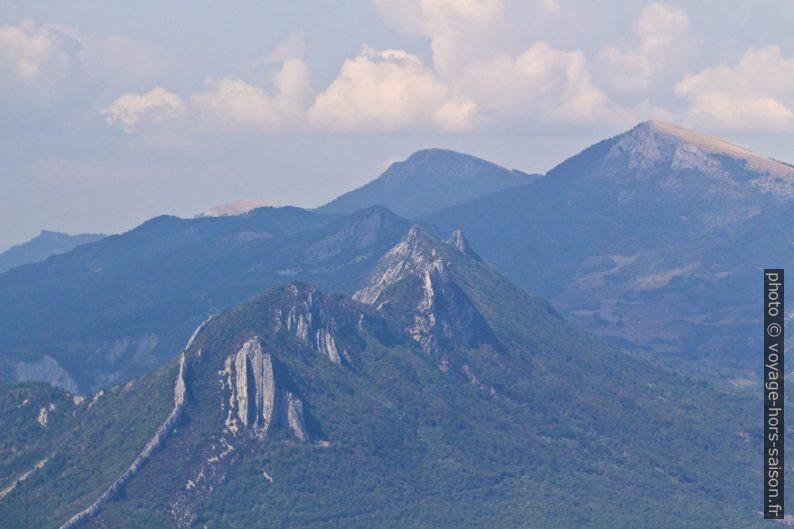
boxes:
[284,392,309,442]
[353,226,444,309]
[315,328,341,365]
[227,338,276,436]
[59,316,210,529]
[272,284,352,365]
[37,406,49,427]
[445,230,482,261]
[608,120,794,197]
[223,337,309,442]
[60,352,189,529]
[0,455,51,501]
[354,227,503,368]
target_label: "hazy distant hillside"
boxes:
[318,148,537,218]
[0,231,106,273]
[0,206,409,392]
[0,228,768,528]
[424,120,794,365]
[4,120,788,391]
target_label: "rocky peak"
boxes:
[607,121,794,194]
[352,226,441,307]
[268,282,361,366]
[446,229,482,262]
[353,226,483,306]
[353,227,502,365]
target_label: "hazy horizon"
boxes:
[2,0,794,248]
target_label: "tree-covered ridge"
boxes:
[0,228,774,528]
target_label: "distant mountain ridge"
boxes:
[0,135,783,526]
[2,119,790,391]
[0,206,409,391]
[318,148,538,218]
[0,231,106,273]
[423,120,794,365]
[0,228,768,528]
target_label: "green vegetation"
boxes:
[0,229,776,528]
[0,366,175,528]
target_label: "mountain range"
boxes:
[0,119,788,528]
[317,148,538,218]
[0,231,106,274]
[0,227,768,528]
[423,121,794,365]
[2,120,789,392]
[0,206,411,391]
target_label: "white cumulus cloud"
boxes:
[308,47,476,131]
[101,87,187,132]
[675,45,794,131]
[0,19,69,97]
[636,2,690,53]
[192,58,310,130]
[420,0,503,75]
[373,0,502,78]
[460,42,615,123]
[599,3,691,93]
[367,0,620,125]
[0,20,173,111]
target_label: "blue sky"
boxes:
[2,0,794,248]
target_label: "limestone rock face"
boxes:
[225,338,276,437]
[223,337,309,442]
[315,328,341,364]
[354,227,503,362]
[283,392,309,442]
[609,121,794,182]
[413,257,503,362]
[233,339,276,433]
[445,230,482,262]
[353,226,429,307]
[599,120,794,201]
[272,283,355,365]
[15,355,79,393]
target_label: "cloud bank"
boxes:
[102,87,186,132]
[8,2,794,134]
[308,47,475,132]
[676,45,794,131]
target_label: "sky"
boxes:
[1,0,794,249]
